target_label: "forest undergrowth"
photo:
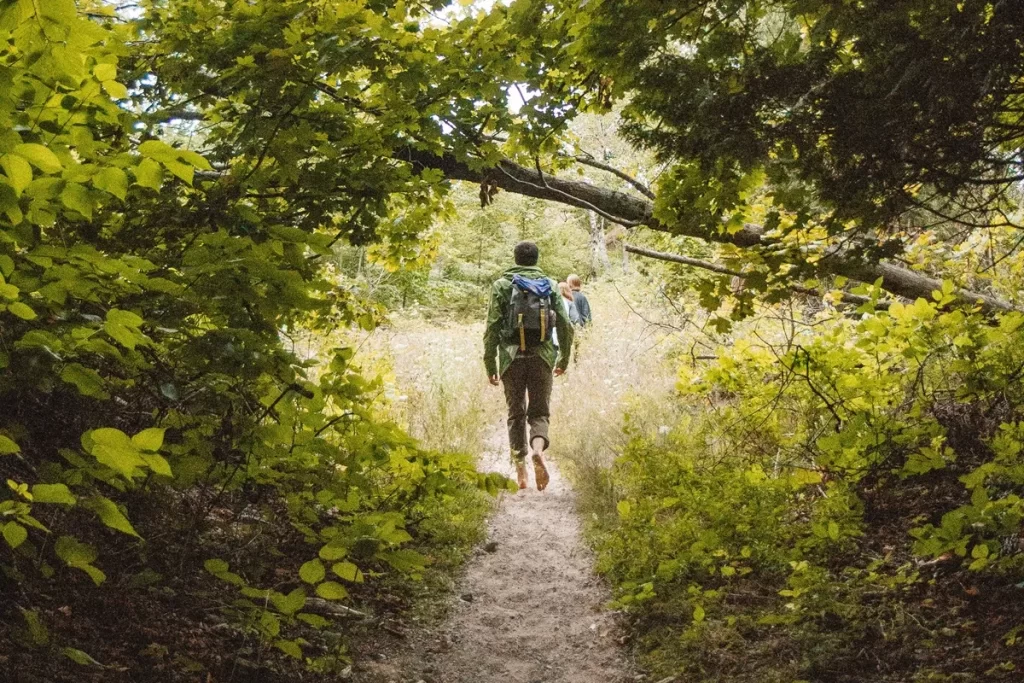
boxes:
[4,1,1024,681]
[562,284,1024,683]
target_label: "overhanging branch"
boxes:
[401,149,1014,313]
[623,243,888,309]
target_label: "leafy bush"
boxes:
[588,293,1024,682]
[0,3,507,678]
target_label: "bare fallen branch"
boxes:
[623,243,890,309]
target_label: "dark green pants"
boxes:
[501,353,553,463]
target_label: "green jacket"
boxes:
[483,266,574,377]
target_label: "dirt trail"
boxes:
[360,425,635,683]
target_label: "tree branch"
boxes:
[572,155,656,199]
[623,243,888,309]
[401,149,1014,312]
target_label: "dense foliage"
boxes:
[2,0,1023,680]
[0,1,511,678]
[586,292,1024,681]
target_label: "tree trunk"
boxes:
[587,212,610,275]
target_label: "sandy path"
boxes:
[359,425,634,683]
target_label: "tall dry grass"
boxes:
[361,319,504,457]
[549,280,682,516]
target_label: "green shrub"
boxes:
[587,293,1024,682]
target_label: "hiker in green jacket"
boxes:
[484,242,574,491]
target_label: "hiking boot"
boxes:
[515,462,528,490]
[532,453,550,491]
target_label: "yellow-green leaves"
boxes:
[31,483,77,505]
[13,144,63,175]
[55,536,105,585]
[104,309,148,350]
[133,158,163,191]
[6,301,36,320]
[332,561,363,583]
[138,140,211,186]
[85,428,148,477]
[1,153,33,195]
[271,587,307,615]
[132,428,165,452]
[0,434,19,454]
[2,521,28,548]
[299,558,326,584]
[314,581,348,600]
[61,182,93,219]
[84,495,140,538]
[60,363,108,399]
[93,167,128,201]
[94,63,117,82]
[81,426,170,480]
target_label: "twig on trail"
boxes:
[304,597,366,619]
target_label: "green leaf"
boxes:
[78,563,107,586]
[13,144,62,174]
[87,427,147,477]
[272,587,307,615]
[107,308,144,327]
[55,535,98,565]
[60,363,107,398]
[93,63,116,82]
[693,604,706,623]
[138,140,180,163]
[178,149,212,171]
[297,613,330,629]
[141,453,173,477]
[275,639,303,659]
[378,549,426,574]
[0,434,20,454]
[20,608,49,646]
[2,521,27,548]
[61,182,93,219]
[332,561,362,582]
[318,542,348,561]
[102,80,128,100]
[315,581,348,600]
[1,153,33,195]
[133,158,163,190]
[31,483,77,505]
[204,558,229,574]
[7,301,37,320]
[104,321,138,349]
[162,159,194,185]
[85,495,140,537]
[62,647,104,667]
[39,0,76,22]
[299,558,326,584]
[93,167,127,201]
[131,427,165,452]
[259,611,280,637]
